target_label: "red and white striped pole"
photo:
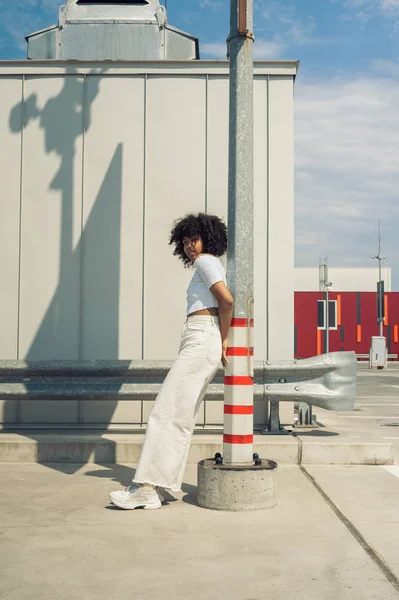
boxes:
[224,315,254,463]
[197,0,277,511]
[224,0,254,465]
[197,0,278,512]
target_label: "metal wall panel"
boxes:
[81,400,142,425]
[61,24,162,61]
[0,64,296,373]
[19,400,79,424]
[206,75,229,303]
[206,76,229,218]
[0,63,297,428]
[253,77,268,362]
[0,400,17,424]
[268,76,294,360]
[0,78,22,359]
[204,75,272,364]
[82,76,145,359]
[19,76,84,359]
[143,75,207,358]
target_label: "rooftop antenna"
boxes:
[320,256,332,352]
[371,219,386,336]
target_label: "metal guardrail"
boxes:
[0,352,357,431]
[356,354,398,359]
[263,352,356,411]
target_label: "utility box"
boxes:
[26,0,199,61]
[369,336,387,369]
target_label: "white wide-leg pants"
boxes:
[133,315,222,492]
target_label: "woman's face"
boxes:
[183,236,204,263]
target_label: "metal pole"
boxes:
[371,219,386,337]
[325,261,329,353]
[321,258,332,354]
[224,0,254,465]
[378,221,383,337]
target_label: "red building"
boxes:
[295,292,399,358]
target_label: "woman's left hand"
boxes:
[221,340,229,367]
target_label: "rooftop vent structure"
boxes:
[26,0,199,60]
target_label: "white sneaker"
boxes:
[109,484,165,506]
[109,484,162,510]
[155,488,166,504]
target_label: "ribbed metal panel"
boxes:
[26,0,199,60]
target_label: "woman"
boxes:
[110,213,233,510]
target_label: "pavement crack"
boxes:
[291,432,303,465]
[299,464,399,594]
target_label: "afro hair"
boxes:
[169,213,227,267]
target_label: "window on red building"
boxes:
[317,300,337,330]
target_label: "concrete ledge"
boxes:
[294,407,395,466]
[0,436,116,463]
[0,434,299,465]
[301,442,394,466]
[0,433,393,465]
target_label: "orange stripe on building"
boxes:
[223,434,254,445]
[226,347,254,356]
[224,376,253,386]
[337,294,342,326]
[316,329,322,355]
[224,405,254,415]
[394,325,398,344]
[357,324,362,343]
[384,295,388,326]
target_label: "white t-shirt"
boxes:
[186,255,226,315]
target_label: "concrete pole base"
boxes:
[197,458,278,511]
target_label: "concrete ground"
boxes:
[337,363,399,463]
[1,364,399,600]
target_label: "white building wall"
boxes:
[19,76,84,360]
[295,266,392,293]
[144,75,207,359]
[268,76,294,361]
[0,77,21,360]
[82,76,145,359]
[0,60,297,365]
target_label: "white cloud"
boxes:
[376,0,399,14]
[354,10,372,23]
[0,0,59,53]
[286,19,317,46]
[200,0,292,60]
[370,59,399,77]
[201,42,227,59]
[340,0,399,22]
[259,1,296,22]
[253,40,285,58]
[258,1,320,48]
[295,76,399,289]
[201,39,284,59]
[295,231,327,247]
[198,0,224,11]
[294,73,399,288]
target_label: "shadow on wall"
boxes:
[6,67,126,468]
[9,67,122,361]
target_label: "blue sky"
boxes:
[1,0,399,289]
